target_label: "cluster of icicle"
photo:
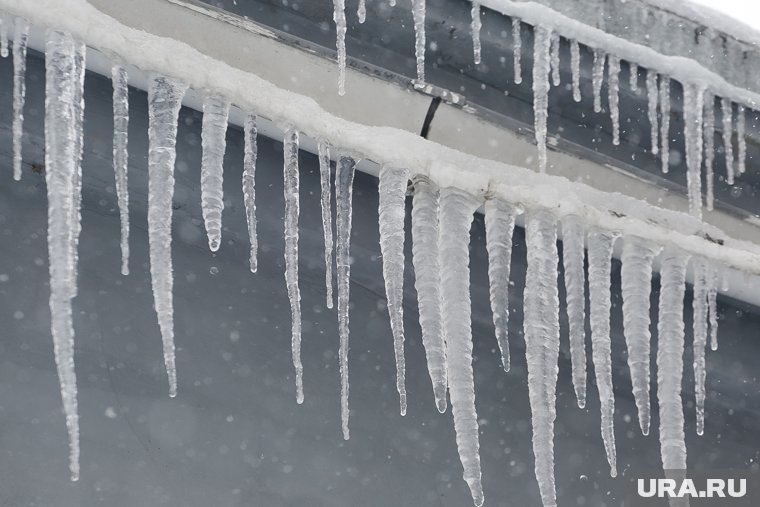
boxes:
[24,22,724,507]
[329,5,750,219]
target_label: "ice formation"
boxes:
[318,140,334,307]
[561,215,587,408]
[412,0,426,82]
[112,63,130,275]
[243,113,259,273]
[703,93,715,210]
[628,61,638,91]
[721,98,735,185]
[607,55,620,145]
[621,237,660,435]
[587,229,617,477]
[532,25,551,173]
[484,198,517,372]
[147,74,187,398]
[0,15,8,57]
[592,49,605,113]
[439,188,483,507]
[683,83,704,220]
[737,105,746,175]
[357,0,366,24]
[549,30,560,86]
[332,0,347,95]
[523,210,560,507]
[692,258,708,436]
[411,177,448,413]
[659,76,671,173]
[471,1,481,65]
[336,155,356,440]
[646,69,659,155]
[12,17,29,181]
[378,166,410,415]
[200,95,230,252]
[570,39,581,102]
[512,17,522,84]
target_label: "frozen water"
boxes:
[532,25,551,173]
[592,49,605,113]
[646,69,659,155]
[412,0,426,82]
[333,0,347,95]
[243,113,258,273]
[111,63,130,275]
[12,17,30,181]
[561,215,587,408]
[659,76,671,173]
[570,39,581,102]
[471,1,482,65]
[200,95,230,252]
[318,139,334,307]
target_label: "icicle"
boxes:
[570,39,581,102]
[592,49,605,113]
[333,0,347,95]
[608,55,621,145]
[412,0,426,82]
[12,18,30,181]
[523,210,560,507]
[721,98,735,185]
[147,74,187,398]
[561,215,587,408]
[621,237,660,435]
[736,104,746,175]
[283,127,303,404]
[357,0,366,23]
[692,259,708,436]
[484,198,517,372]
[646,69,659,155]
[512,17,522,85]
[243,113,258,273]
[69,40,85,300]
[659,76,671,173]
[587,229,617,477]
[0,17,8,58]
[471,1,481,65]
[439,188,483,507]
[336,155,356,440]
[707,264,719,351]
[45,29,82,483]
[532,25,551,174]
[629,61,639,91]
[111,63,130,275]
[200,95,230,252]
[411,177,447,413]
[550,31,560,87]
[656,249,689,476]
[683,83,705,220]
[318,140,334,307]
[703,93,715,211]
[378,165,410,416]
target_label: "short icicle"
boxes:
[200,95,230,252]
[683,83,705,220]
[243,113,258,272]
[703,93,715,211]
[470,1,481,65]
[570,39,581,102]
[721,98,735,185]
[411,177,448,413]
[333,0,347,95]
[550,31,560,87]
[484,198,517,372]
[736,104,746,175]
[524,210,561,507]
[532,25,552,174]
[646,69,659,155]
[629,61,639,91]
[283,127,304,404]
[608,55,621,145]
[692,259,709,436]
[0,17,8,58]
[620,237,661,435]
[656,248,690,495]
[439,187,483,507]
[318,140,334,307]
[112,63,130,275]
[357,0,366,23]
[412,0,426,82]
[512,17,522,84]
[659,76,671,173]
[336,155,356,440]
[147,74,188,398]
[378,165,410,416]
[561,215,587,408]
[707,264,719,351]
[592,49,605,113]
[587,229,617,477]
[12,17,30,181]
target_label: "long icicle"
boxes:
[111,63,130,275]
[283,127,303,404]
[336,155,356,440]
[736,104,746,175]
[243,113,258,273]
[659,75,671,173]
[378,165,410,416]
[68,40,85,300]
[45,29,81,482]
[440,188,483,507]
[721,98,735,185]
[683,83,705,220]
[411,177,447,413]
[12,17,30,181]
[147,74,187,398]
[318,140,334,307]
[550,31,560,86]
[333,0,347,95]
[412,0,426,82]
[561,215,587,408]
[692,258,709,436]
[608,55,621,145]
[620,237,661,435]
[533,25,552,174]
[592,49,605,113]
[512,17,522,84]
[703,93,715,211]
[524,210,560,507]
[484,198,517,372]
[200,95,229,252]
[570,39,581,102]
[646,69,659,155]
[587,229,617,477]
[471,1,481,65]
[656,249,690,485]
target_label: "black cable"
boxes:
[420,96,442,139]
